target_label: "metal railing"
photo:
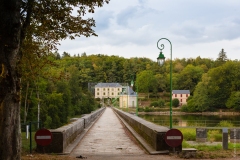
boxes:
[21,121,42,153]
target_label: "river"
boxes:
[138,114,240,127]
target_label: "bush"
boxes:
[180,104,189,112]
[149,99,165,108]
[144,107,154,112]
[208,130,222,142]
[150,101,159,107]
[158,99,165,107]
[138,107,144,112]
[217,120,234,128]
[165,102,170,107]
[172,98,180,107]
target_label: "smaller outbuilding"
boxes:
[172,90,190,106]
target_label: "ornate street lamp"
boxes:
[131,78,138,116]
[157,38,173,129]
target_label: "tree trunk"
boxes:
[0,0,22,160]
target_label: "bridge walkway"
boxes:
[70,107,146,157]
[69,107,185,159]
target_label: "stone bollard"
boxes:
[222,128,228,150]
[230,129,240,143]
[196,128,207,142]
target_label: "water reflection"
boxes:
[139,114,240,127]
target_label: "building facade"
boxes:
[172,90,190,106]
[119,86,137,108]
[94,83,137,108]
[95,83,122,99]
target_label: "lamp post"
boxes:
[131,79,138,116]
[136,84,138,116]
[157,38,172,129]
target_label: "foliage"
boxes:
[179,128,196,141]
[180,104,189,112]
[226,91,240,110]
[136,70,157,98]
[172,98,180,107]
[149,99,165,108]
[176,64,204,93]
[217,121,234,128]
[208,130,222,142]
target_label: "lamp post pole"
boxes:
[136,85,138,116]
[157,38,172,129]
[131,78,138,116]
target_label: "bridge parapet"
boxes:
[37,107,106,153]
[113,108,182,153]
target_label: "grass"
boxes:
[179,128,196,141]
[179,128,225,142]
[180,128,240,159]
[21,132,36,154]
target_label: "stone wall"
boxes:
[37,107,106,153]
[113,108,181,152]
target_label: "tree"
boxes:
[217,48,228,62]
[136,70,157,99]
[189,74,212,112]
[189,61,240,111]
[0,0,110,159]
[226,91,240,110]
[215,48,228,67]
[176,64,204,93]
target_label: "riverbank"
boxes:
[138,111,240,116]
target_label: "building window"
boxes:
[97,88,99,91]
[175,94,177,97]
[97,92,99,95]
[181,99,182,102]
[112,92,114,95]
[181,94,182,97]
[103,92,105,95]
[186,94,188,97]
[118,88,120,91]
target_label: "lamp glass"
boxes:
[157,52,165,66]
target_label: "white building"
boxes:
[94,83,137,108]
[119,86,137,108]
[95,83,122,99]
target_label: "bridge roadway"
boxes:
[70,107,181,160]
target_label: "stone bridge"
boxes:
[37,107,182,159]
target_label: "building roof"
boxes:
[121,86,137,96]
[172,90,190,94]
[95,83,122,87]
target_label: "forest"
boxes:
[20,49,240,129]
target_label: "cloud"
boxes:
[93,10,114,32]
[58,0,240,60]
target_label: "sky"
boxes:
[58,0,240,61]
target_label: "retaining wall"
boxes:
[113,108,182,152]
[37,107,105,153]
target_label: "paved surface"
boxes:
[71,107,145,157]
[70,107,237,160]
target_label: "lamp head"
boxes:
[131,80,134,87]
[157,51,165,66]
